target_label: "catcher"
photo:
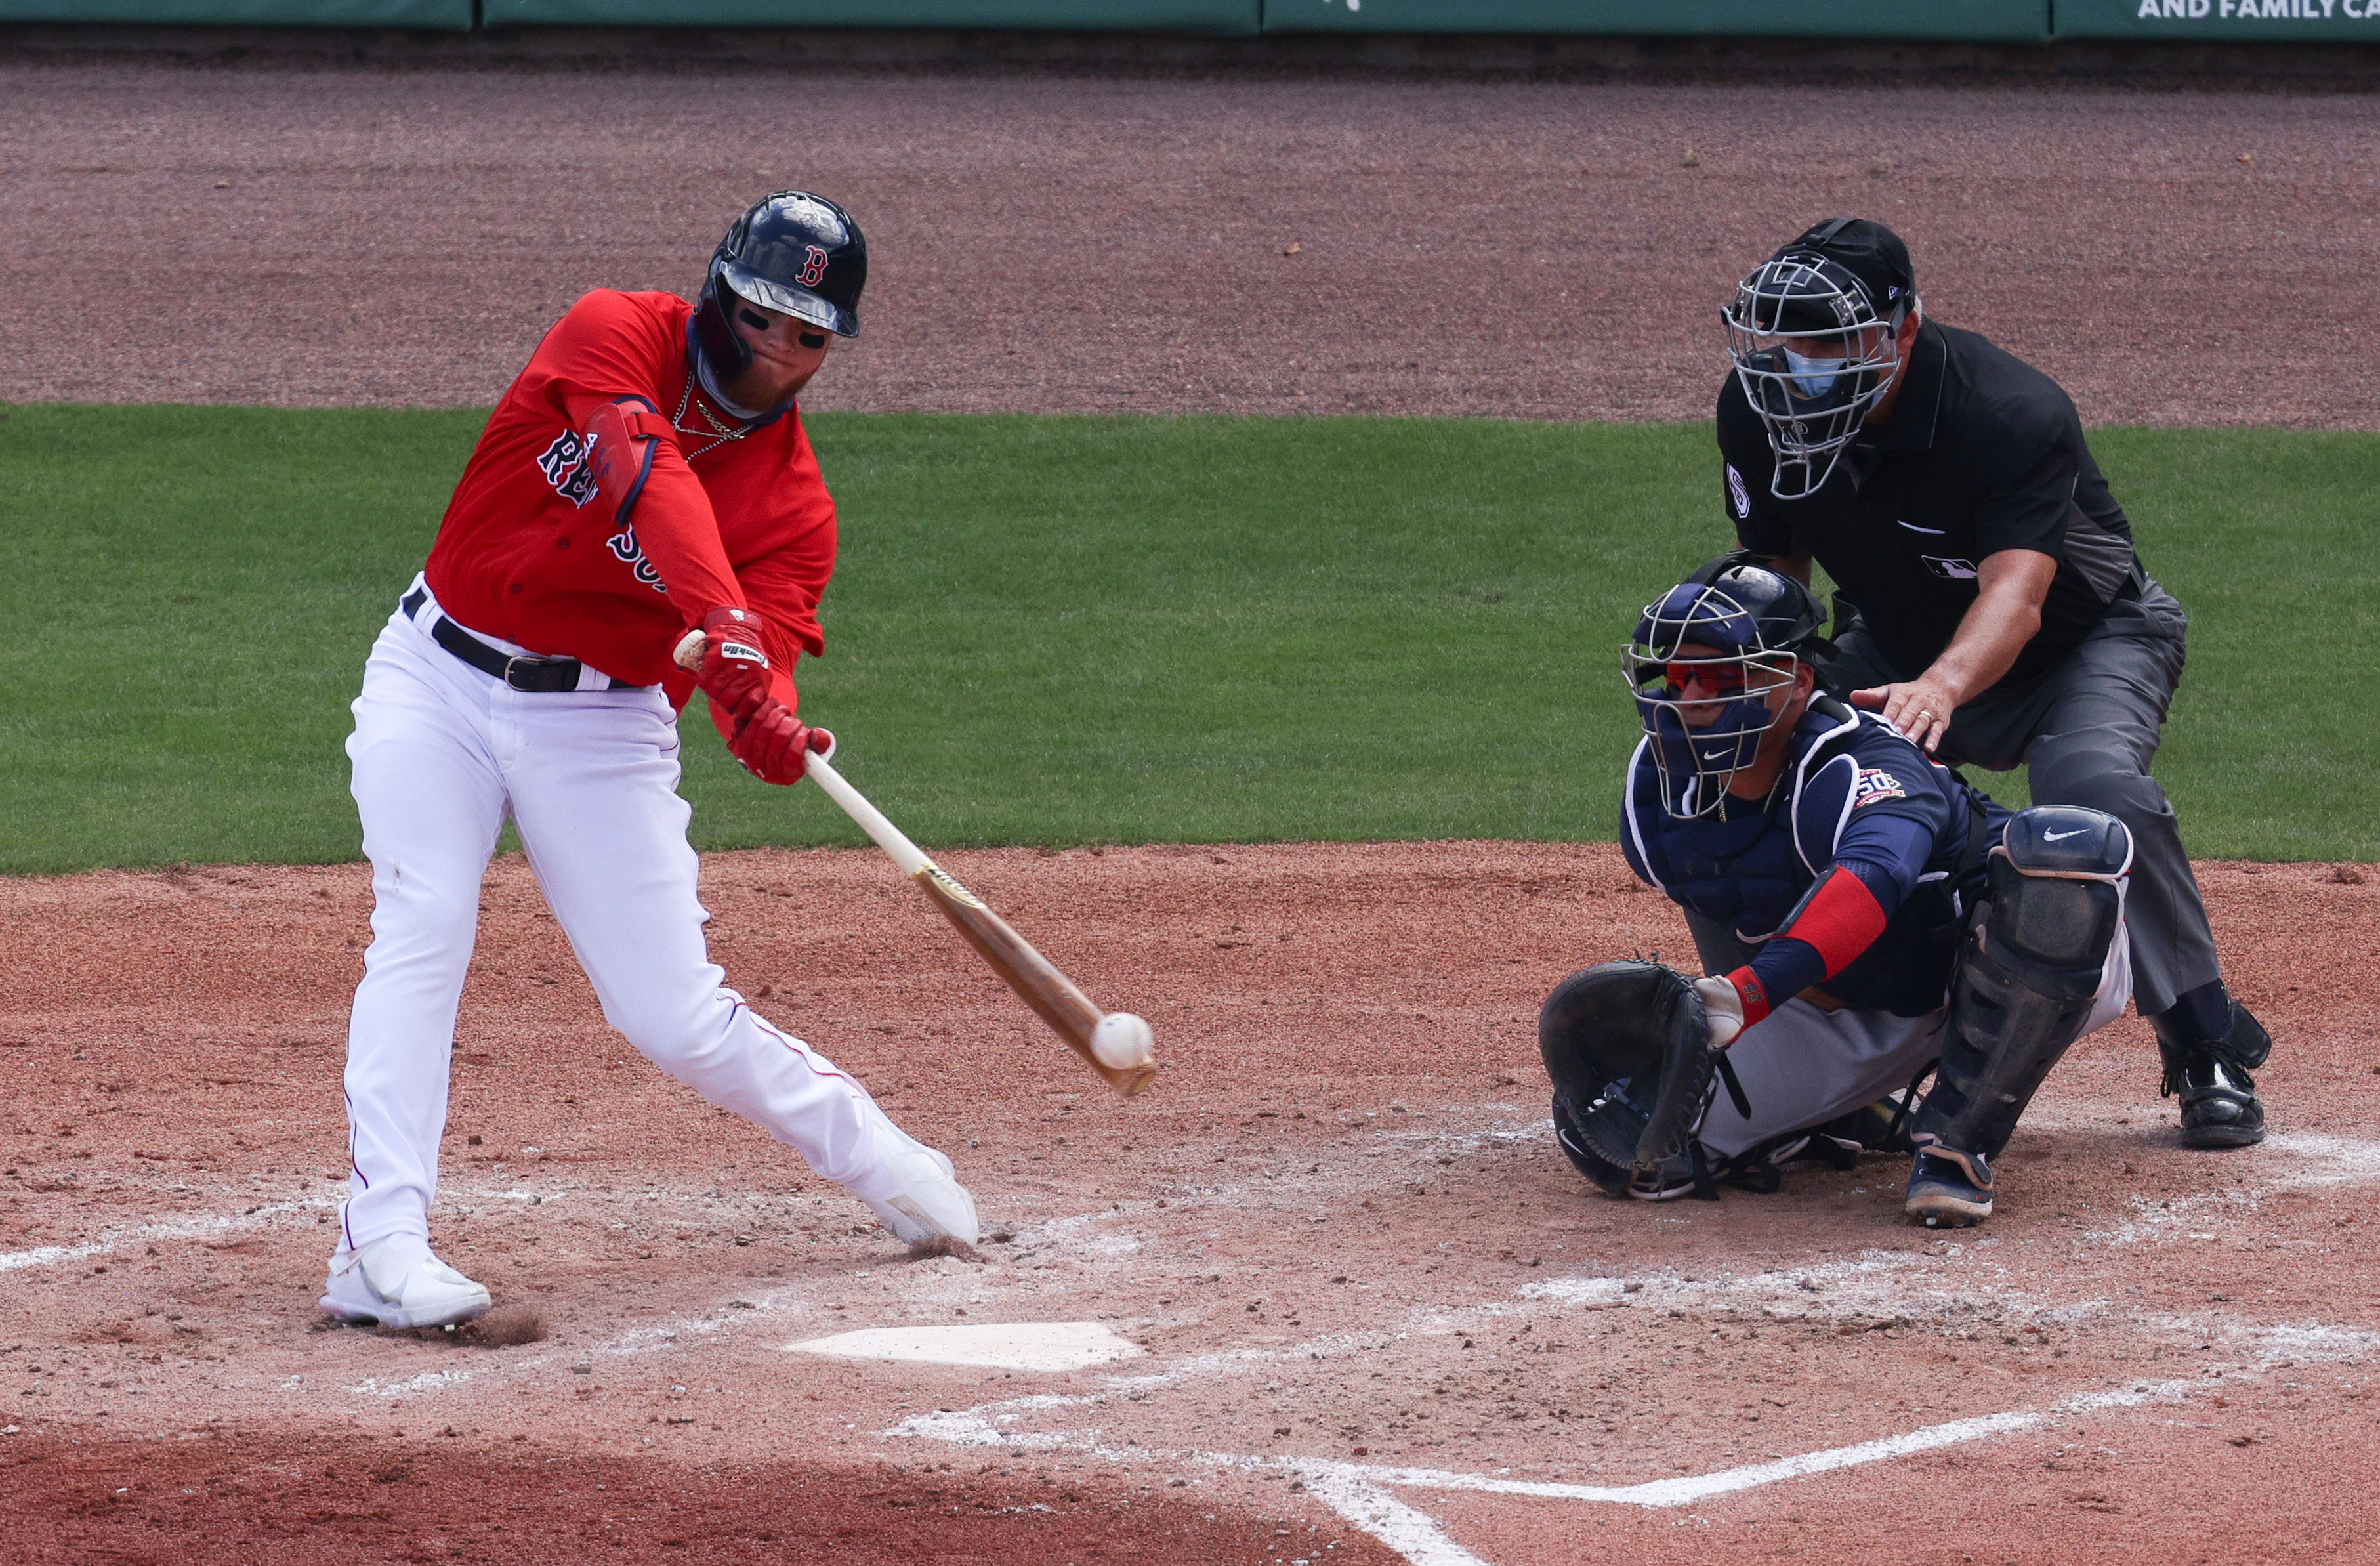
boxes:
[1542,558,2135,1225]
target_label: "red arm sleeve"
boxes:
[699,429,838,748]
[1722,863,1894,1028]
[560,387,745,620]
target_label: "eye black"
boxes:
[738,308,771,331]
[797,331,827,350]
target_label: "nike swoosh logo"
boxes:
[2042,829,2083,841]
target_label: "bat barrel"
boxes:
[806,746,1158,1098]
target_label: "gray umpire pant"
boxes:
[1824,579,2218,1020]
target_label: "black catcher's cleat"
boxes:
[2158,1001,2270,1150]
[1904,1143,1994,1227]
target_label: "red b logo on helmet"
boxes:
[797,245,829,287]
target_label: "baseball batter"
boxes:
[1542,559,2135,1225]
[1715,217,2270,1150]
[321,192,976,1330]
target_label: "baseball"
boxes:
[1089,1011,1155,1070]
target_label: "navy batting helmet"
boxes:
[1622,556,1827,818]
[692,190,867,381]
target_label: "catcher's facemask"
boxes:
[1722,251,1913,499]
[1625,582,1803,819]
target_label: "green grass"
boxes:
[1,405,2370,874]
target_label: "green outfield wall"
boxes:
[478,0,1259,28]
[7,0,2375,42]
[0,0,469,21]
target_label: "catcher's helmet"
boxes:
[692,190,867,381]
[1623,556,1827,818]
[1722,217,1919,500]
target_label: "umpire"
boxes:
[1711,216,2268,1149]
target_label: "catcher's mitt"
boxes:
[1538,958,1744,1171]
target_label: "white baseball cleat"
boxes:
[320,1235,493,1328]
[856,1139,980,1246]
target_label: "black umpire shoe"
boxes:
[2157,1002,2271,1149]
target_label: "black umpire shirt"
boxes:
[1717,320,2145,690]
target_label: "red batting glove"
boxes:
[673,606,835,786]
[675,605,776,725]
[731,706,835,786]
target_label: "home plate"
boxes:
[785,1320,1144,1372]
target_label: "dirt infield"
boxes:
[1,58,2375,427]
[5,845,2376,1562]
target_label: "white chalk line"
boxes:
[333,1124,2380,1405]
[19,1123,2380,1555]
[887,1280,2380,1566]
[0,1170,800,1282]
[889,1374,2242,1566]
[0,1194,339,1277]
[12,1120,2370,1286]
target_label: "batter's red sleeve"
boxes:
[560,387,746,620]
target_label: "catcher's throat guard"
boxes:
[1541,959,1751,1200]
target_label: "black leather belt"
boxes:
[400,585,633,693]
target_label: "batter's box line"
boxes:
[0,1195,339,1279]
[890,1376,2213,1566]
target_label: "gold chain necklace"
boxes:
[671,375,758,460]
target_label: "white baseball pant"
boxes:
[336,576,936,1253]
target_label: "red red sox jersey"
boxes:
[424,288,836,725]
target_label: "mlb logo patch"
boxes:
[1851,768,1908,809]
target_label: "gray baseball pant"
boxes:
[1826,580,2218,1020]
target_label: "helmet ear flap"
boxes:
[691,264,753,382]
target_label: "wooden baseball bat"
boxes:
[804,750,1158,1098]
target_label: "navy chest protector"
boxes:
[1628,702,1990,1017]
[1631,709,1864,944]
[1644,795,1810,943]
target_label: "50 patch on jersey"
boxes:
[537,430,601,507]
[1852,767,1908,809]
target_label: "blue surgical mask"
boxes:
[1783,348,1847,402]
